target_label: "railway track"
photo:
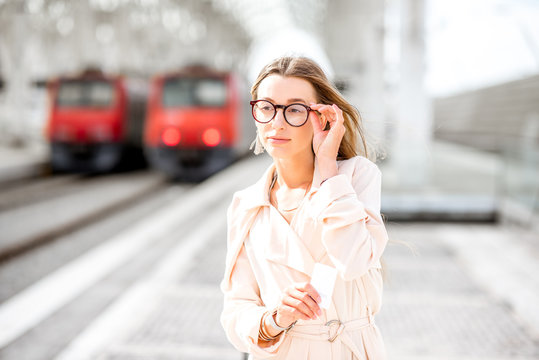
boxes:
[0,173,190,303]
[0,175,82,212]
[0,170,168,262]
[0,156,267,360]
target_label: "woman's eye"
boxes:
[288,106,305,113]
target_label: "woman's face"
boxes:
[255,75,319,160]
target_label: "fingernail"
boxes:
[317,309,322,316]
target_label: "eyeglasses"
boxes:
[250,100,312,127]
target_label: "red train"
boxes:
[45,69,147,172]
[144,66,249,181]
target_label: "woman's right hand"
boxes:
[275,283,322,328]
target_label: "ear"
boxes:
[320,113,328,130]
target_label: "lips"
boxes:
[267,136,290,144]
[268,136,289,141]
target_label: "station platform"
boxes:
[379,140,501,222]
[41,207,537,360]
[0,143,48,184]
[0,141,537,359]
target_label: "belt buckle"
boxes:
[325,319,345,342]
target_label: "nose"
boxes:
[272,108,286,129]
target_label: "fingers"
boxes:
[310,103,344,165]
[331,104,344,126]
[299,282,322,304]
[310,103,344,128]
[310,109,324,134]
[310,103,345,151]
[310,103,333,112]
[280,283,322,322]
[310,104,334,126]
[327,104,344,129]
[309,103,338,115]
[278,304,308,323]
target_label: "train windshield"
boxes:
[162,78,227,108]
[56,80,115,108]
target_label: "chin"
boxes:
[264,145,288,157]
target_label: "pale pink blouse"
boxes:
[221,156,388,359]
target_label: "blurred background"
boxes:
[0,0,538,359]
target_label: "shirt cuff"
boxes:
[247,307,288,357]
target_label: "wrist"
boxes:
[270,309,296,333]
[316,158,338,180]
[274,311,292,330]
[259,311,280,342]
[263,311,283,338]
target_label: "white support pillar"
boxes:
[391,0,432,187]
[324,0,386,157]
[73,0,98,72]
[0,11,32,146]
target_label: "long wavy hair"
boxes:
[251,56,374,161]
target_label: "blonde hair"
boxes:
[251,56,373,161]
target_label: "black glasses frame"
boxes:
[249,100,312,127]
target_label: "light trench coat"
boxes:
[221,156,389,360]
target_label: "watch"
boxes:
[268,309,296,332]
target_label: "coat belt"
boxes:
[287,315,374,359]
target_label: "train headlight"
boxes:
[162,127,181,147]
[202,128,221,147]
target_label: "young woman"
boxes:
[221,56,388,359]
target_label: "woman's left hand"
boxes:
[310,103,345,180]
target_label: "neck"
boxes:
[273,152,314,189]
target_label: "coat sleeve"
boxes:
[220,197,287,358]
[308,157,388,281]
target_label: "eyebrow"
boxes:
[261,97,308,104]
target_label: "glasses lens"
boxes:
[285,104,309,126]
[252,100,275,123]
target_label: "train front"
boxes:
[144,69,239,181]
[46,72,128,172]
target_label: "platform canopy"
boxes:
[0,0,331,80]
